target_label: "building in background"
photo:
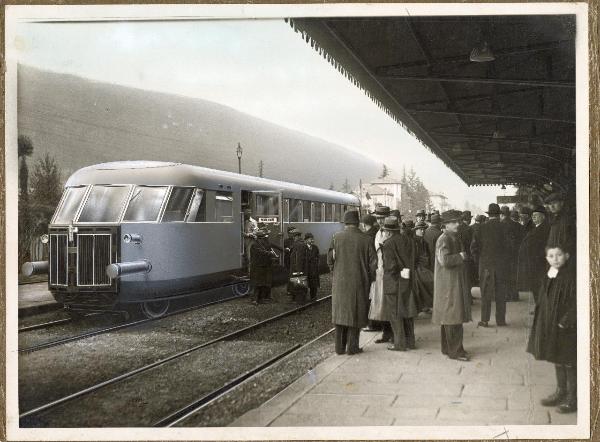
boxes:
[429,193,449,212]
[357,177,403,213]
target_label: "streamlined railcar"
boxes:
[23,161,360,318]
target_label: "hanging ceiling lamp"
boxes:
[470,42,495,62]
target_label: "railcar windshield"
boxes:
[123,186,168,222]
[53,186,87,224]
[162,187,194,222]
[78,185,131,223]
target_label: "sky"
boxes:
[12,19,508,211]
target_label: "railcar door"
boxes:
[251,191,284,266]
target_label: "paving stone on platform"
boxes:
[436,408,548,425]
[438,396,507,411]
[396,363,461,375]
[363,405,438,420]
[462,383,529,398]
[323,371,402,384]
[269,413,394,427]
[312,380,462,397]
[456,371,524,385]
[548,409,578,425]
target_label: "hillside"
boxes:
[17,65,380,191]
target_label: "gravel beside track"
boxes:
[19,276,333,418]
[21,293,333,427]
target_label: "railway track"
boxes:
[157,328,335,427]
[18,291,247,353]
[19,295,332,425]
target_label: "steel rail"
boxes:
[18,291,247,353]
[18,318,73,333]
[19,295,332,421]
[163,327,336,427]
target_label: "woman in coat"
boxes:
[381,216,418,351]
[304,232,320,300]
[527,244,577,413]
[432,210,471,361]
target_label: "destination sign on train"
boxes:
[258,217,278,223]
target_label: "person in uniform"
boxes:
[471,203,511,327]
[527,244,577,413]
[412,221,434,312]
[424,213,443,270]
[328,210,377,355]
[304,232,320,301]
[370,206,394,341]
[518,205,551,303]
[500,205,523,301]
[248,229,276,305]
[432,210,471,361]
[545,192,576,255]
[381,216,418,351]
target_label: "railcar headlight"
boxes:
[40,234,49,244]
[123,233,143,244]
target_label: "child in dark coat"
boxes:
[527,244,577,413]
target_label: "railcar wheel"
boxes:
[232,282,251,296]
[140,300,170,319]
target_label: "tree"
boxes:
[18,135,34,197]
[18,135,35,265]
[341,178,352,194]
[379,164,390,179]
[30,153,63,236]
[258,160,264,178]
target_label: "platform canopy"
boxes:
[289,15,576,188]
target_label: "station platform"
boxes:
[18,282,59,317]
[231,294,577,427]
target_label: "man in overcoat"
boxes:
[361,213,381,331]
[328,210,377,355]
[432,210,471,361]
[415,209,427,225]
[304,232,320,301]
[519,206,535,235]
[249,229,276,305]
[371,206,394,341]
[381,216,418,351]
[471,203,511,327]
[545,192,576,255]
[424,214,443,270]
[457,210,475,298]
[500,205,523,301]
[517,205,551,303]
[289,231,309,303]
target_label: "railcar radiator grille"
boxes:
[49,234,68,286]
[77,234,112,286]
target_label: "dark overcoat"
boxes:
[413,236,434,310]
[364,225,379,241]
[547,210,576,254]
[517,221,551,294]
[328,225,377,328]
[249,238,274,287]
[470,218,511,278]
[305,244,320,288]
[381,232,418,320]
[527,262,576,364]
[457,222,477,288]
[432,232,471,325]
[290,240,308,274]
[424,225,442,269]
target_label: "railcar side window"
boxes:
[289,199,303,222]
[123,186,168,222]
[215,191,234,222]
[187,189,206,222]
[312,202,323,222]
[53,186,87,224]
[78,185,130,223]
[256,194,279,216]
[162,187,194,222]
[333,204,341,222]
[325,203,333,222]
[302,201,311,222]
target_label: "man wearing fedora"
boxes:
[380,216,418,351]
[415,209,427,225]
[432,210,471,361]
[519,206,535,235]
[424,213,443,270]
[412,220,434,312]
[471,203,511,327]
[545,192,575,254]
[457,210,475,299]
[518,205,551,304]
[328,210,377,355]
[500,205,523,302]
[248,229,277,305]
[361,213,381,332]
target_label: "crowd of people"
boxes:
[327,191,577,414]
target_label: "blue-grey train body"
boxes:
[49,161,360,309]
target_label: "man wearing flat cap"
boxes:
[545,192,575,254]
[471,203,511,327]
[328,210,377,354]
[424,213,443,270]
[433,210,471,361]
[517,205,551,303]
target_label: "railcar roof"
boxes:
[65,161,360,205]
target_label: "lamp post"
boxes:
[236,143,243,174]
